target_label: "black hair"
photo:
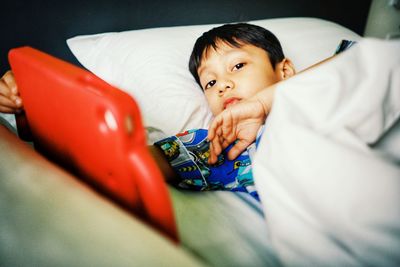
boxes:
[189,23,285,88]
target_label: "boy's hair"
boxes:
[189,23,285,88]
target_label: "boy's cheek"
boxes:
[205,94,222,115]
[209,105,221,117]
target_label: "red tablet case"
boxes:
[9,47,178,242]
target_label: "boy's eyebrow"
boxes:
[198,48,250,77]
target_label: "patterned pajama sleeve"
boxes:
[154,128,264,201]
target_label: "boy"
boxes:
[189,23,295,163]
[0,23,343,200]
[151,23,295,199]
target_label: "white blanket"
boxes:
[254,38,400,266]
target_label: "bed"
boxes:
[2,1,400,266]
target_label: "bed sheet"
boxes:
[170,188,279,267]
[253,38,400,266]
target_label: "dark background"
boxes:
[1,0,372,73]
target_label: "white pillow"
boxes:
[66,17,360,143]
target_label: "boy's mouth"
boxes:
[223,97,241,109]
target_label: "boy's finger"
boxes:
[2,71,18,95]
[0,94,19,109]
[9,94,23,107]
[218,135,226,150]
[208,136,222,164]
[212,136,222,156]
[216,127,222,139]
[208,115,223,140]
[15,96,22,107]
[0,80,12,97]
[0,106,16,113]
[221,139,231,151]
[227,140,249,160]
[208,143,217,164]
[221,114,234,141]
[0,95,20,113]
[207,120,217,140]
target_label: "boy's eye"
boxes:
[205,80,216,90]
[232,63,245,71]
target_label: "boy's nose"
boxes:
[218,79,234,94]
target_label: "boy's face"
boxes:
[198,42,284,116]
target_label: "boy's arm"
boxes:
[208,85,275,164]
[0,70,23,113]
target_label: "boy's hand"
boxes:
[207,86,276,164]
[0,70,23,113]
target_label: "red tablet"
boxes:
[9,47,178,242]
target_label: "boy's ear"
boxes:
[276,58,296,80]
